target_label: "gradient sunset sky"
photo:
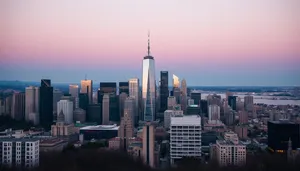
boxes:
[0,0,299,86]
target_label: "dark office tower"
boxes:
[160,71,169,112]
[268,121,300,152]
[97,82,117,104]
[109,94,120,123]
[39,79,53,129]
[119,82,129,95]
[200,100,208,117]
[190,91,201,114]
[87,104,102,124]
[79,93,89,111]
[11,92,25,121]
[228,96,237,111]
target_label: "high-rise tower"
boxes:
[160,71,169,112]
[142,32,156,121]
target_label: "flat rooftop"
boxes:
[171,115,201,126]
[40,138,64,145]
[269,120,298,125]
[80,124,119,131]
[0,137,39,142]
[217,140,245,146]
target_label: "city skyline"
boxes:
[1,0,300,86]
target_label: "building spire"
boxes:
[148,30,150,56]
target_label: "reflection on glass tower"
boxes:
[142,32,156,121]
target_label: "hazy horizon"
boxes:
[1,0,299,86]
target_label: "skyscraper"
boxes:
[39,79,53,129]
[102,94,110,125]
[173,74,181,104]
[69,84,79,108]
[80,79,93,104]
[180,79,187,112]
[119,82,129,95]
[142,123,155,167]
[25,86,39,123]
[11,92,25,121]
[244,95,254,112]
[160,71,169,112]
[129,78,140,123]
[97,82,117,104]
[142,32,156,122]
[119,92,128,118]
[57,100,74,124]
[228,96,237,111]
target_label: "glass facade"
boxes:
[142,56,156,121]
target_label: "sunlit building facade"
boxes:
[129,78,140,123]
[80,80,93,104]
[142,33,156,122]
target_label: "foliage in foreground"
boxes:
[1,150,300,171]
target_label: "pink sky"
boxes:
[0,0,299,85]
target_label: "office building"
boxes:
[208,104,220,124]
[4,96,12,116]
[238,111,248,124]
[118,107,134,150]
[170,115,202,165]
[79,124,119,140]
[39,79,53,129]
[212,131,246,166]
[69,84,79,108]
[228,96,237,111]
[164,109,183,129]
[102,94,110,125]
[191,91,201,106]
[53,89,63,113]
[79,93,89,111]
[142,32,156,122]
[119,92,128,118]
[0,138,40,168]
[188,99,194,106]
[69,84,79,98]
[167,96,176,109]
[172,74,180,104]
[73,108,86,123]
[97,82,117,104]
[142,123,155,167]
[87,104,102,124]
[124,97,135,123]
[180,78,187,112]
[200,100,208,116]
[129,78,140,123]
[160,71,169,112]
[119,82,129,95]
[244,95,254,112]
[186,105,201,115]
[80,79,93,104]
[268,121,300,152]
[11,92,25,121]
[109,93,120,122]
[25,86,39,123]
[235,125,248,140]
[57,100,73,124]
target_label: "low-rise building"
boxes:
[0,138,40,168]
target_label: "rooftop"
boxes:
[80,124,119,131]
[0,137,39,142]
[217,140,245,146]
[189,104,199,108]
[40,138,65,145]
[171,115,201,126]
[269,120,298,125]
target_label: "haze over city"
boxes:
[1,0,300,86]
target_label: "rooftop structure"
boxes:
[80,124,119,131]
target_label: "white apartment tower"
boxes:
[170,115,202,165]
[0,138,40,168]
[57,100,74,124]
[25,86,39,124]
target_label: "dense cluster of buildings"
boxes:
[0,34,300,169]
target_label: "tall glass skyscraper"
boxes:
[142,32,156,121]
